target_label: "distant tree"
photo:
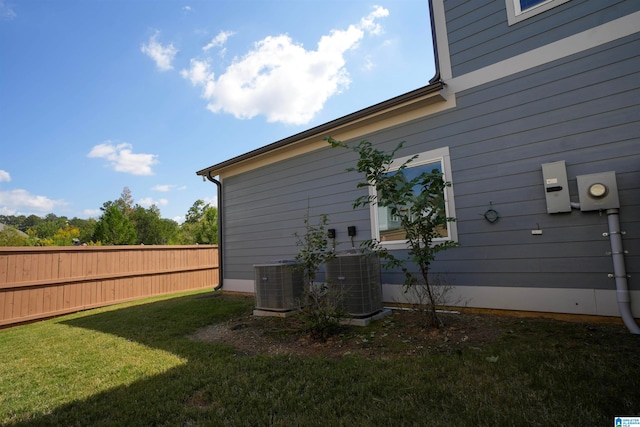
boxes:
[197,204,218,244]
[93,204,137,245]
[117,187,135,218]
[130,204,178,245]
[69,217,97,244]
[29,215,68,240]
[0,226,33,246]
[21,215,42,233]
[1,208,131,246]
[184,199,207,224]
[0,214,40,235]
[1,193,218,247]
[178,200,218,244]
[0,215,25,231]
[39,225,81,246]
[156,218,179,244]
[177,223,197,244]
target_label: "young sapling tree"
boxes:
[294,213,346,339]
[328,137,457,327]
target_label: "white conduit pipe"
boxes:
[606,208,640,334]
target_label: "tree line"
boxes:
[0,188,218,247]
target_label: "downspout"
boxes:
[205,172,224,291]
[605,208,639,334]
[427,0,442,85]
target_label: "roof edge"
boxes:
[196,81,444,177]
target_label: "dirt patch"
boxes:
[189,309,507,359]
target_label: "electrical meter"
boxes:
[576,172,619,211]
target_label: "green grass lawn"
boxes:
[1,289,638,426]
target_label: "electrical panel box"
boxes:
[576,171,619,211]
[541,161,571,213]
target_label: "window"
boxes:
[370,146,457,250]
[519,0,548,10]
[505,0,571,25]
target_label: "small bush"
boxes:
[294,212,350,339]
[298,282,348,340]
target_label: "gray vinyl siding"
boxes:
[222,147,370,281]
[219,5,639,296]
[446,0,640,77]
[381,32,640,290]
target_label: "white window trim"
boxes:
[369,146,458,251]
[505,0,571,26]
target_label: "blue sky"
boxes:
[0,0,435,223]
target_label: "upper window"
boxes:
[370,146,457,250]
[519,0,548,11]
[506,0,571,25]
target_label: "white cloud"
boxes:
[181,58,214,86]
[88,141,158,176]
[83,208,101,217]
[151,184,186,192]
[0,189,66,215]
[152,184,171,192]
[0,170,10,182]
[359,5,389,36]
[203,196,217,207]
[138,197,169,208]
[141,32,178,71]
[362,55,375,71]
[181,6,389,125]
[0,1,16,20]
[203,30,235,51]
[183,5,191,13]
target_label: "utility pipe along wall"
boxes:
[606,209,639,334]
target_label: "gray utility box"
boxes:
[253,261,304,311]
[325,252,383,318]
[541,161,571,213]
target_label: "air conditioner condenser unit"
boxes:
[253,261,304,312]
[325,252,383,318]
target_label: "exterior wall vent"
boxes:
[325,252,383,318]
[253,261,304,311]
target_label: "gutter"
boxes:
[195,84,443,178]
[205,172,224,291]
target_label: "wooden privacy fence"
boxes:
[0,245,219,326]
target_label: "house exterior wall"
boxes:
[222,145,371,288]
[217,0,639,317]
[446,0,638,77]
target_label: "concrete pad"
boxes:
[341,308,393,327]
[252,309,297,318]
